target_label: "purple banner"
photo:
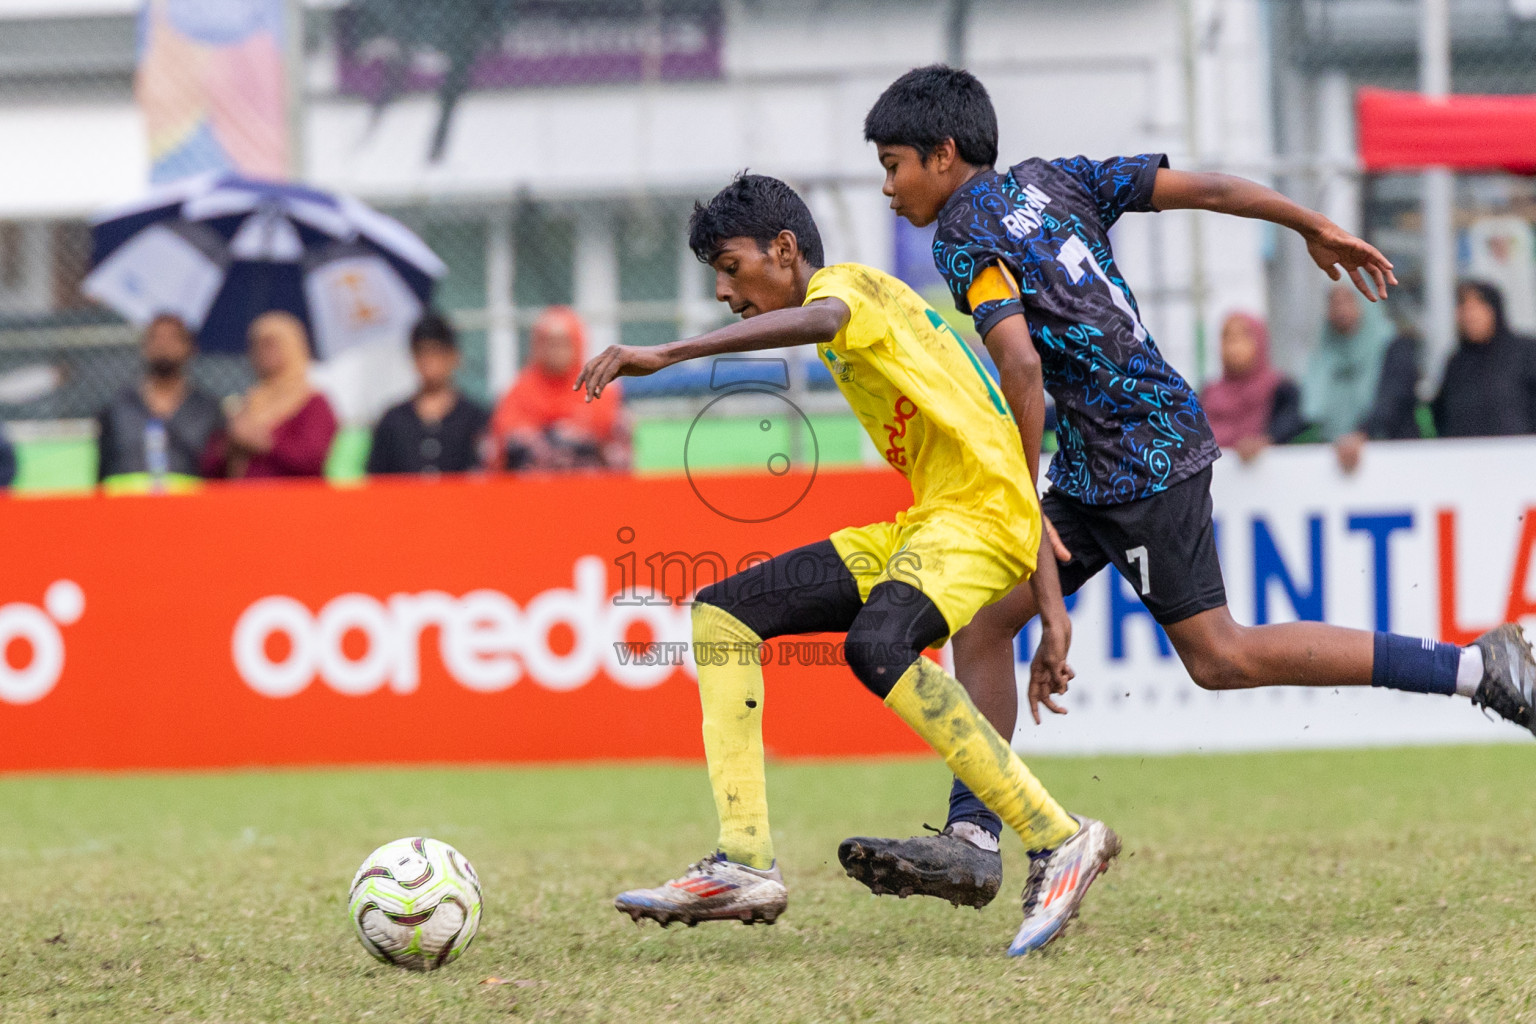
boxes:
[336,2,722,99]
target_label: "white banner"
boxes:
[1008,438,1536,754]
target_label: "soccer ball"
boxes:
[348,837,483,971]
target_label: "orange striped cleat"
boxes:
[1008,816,1120,956]
[614,853,787,927]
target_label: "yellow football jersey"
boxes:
[803,262,1040,560]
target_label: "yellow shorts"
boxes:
[829,511,1035,639]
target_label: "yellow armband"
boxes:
[966,263,1022,310]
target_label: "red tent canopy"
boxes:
[1357,87,1536,173]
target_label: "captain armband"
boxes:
[965,264,1022,311]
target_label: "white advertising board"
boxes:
[1008,438,1536,754]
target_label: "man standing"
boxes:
[96,314,223,491]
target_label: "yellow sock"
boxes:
[692,602,774,869]
[884,658,1078,852]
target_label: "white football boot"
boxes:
[1008,816,1120,956]
[614,852,787,927]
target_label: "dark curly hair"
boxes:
[687,173,825,269]
[864,64,999,168]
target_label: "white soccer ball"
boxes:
[348,837,483,971]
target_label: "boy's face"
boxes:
[412,339,459,389]
[877,143,954,228]
[708,234,801,319]
[1456,287,1497,344]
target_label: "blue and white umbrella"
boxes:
[82,174,446,357]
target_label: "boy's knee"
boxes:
[1170,612,1252,691]
[843,631,887,697]
[839,582,950,698]
[1184,648,1249,691]
[843,628,915,700]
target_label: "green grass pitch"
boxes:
[6,746,1535,1023]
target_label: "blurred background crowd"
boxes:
[1,0,1535,495]
[48,271,1535,498]
[84,302,632,492]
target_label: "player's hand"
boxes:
[1305,221,1397,301]
[1028,617,1075,725]
[1043,515,1071,563]
[574,345,669,401]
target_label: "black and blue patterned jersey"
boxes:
[932,154,1219,506]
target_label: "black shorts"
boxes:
[1041,466,1227,625]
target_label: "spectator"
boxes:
[201,311,338,480]
[1330,333,1422,473]
[1431,281,1536,438]
[1302,282,1425,472]
[96,313,223,489]
[366,312,489,476]
[0,430,14,490]
[1200,312,1304,462]
[1301,286,1398,448]
[489,306,631,471]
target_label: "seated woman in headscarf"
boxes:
[201,311,339,480]
[1199,312,1304,462]
[1432,280,1536,438]
[1303,285,1421,472]
[489,306,631,471]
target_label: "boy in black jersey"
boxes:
[835,65,1536,914]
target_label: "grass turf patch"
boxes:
[4,745,1534,1023]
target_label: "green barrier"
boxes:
[13,438,97,494]
[632,413,869,472]
[3,414,879,494]
[325,427,371,482]
[8,426,376,494]
[100,473,205,495]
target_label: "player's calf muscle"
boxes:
[1169,610,1374,690]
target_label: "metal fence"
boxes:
[1266,0,1536,373]
[2,0,1536,438]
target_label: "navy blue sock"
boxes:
[946,777,1002,839]
[1370,632,1460,696]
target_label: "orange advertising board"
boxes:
[0,469,926,771]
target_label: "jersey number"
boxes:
[1126,545,1151,595]
[1055,235,1148,342]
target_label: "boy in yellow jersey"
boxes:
[576,174,1119,956]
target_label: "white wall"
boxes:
[302,0,1275,383]
[0,102,147,218]
[0,0,1280,390]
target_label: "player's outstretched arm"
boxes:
[575,298,850,401]
[1151,168,1398,301]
